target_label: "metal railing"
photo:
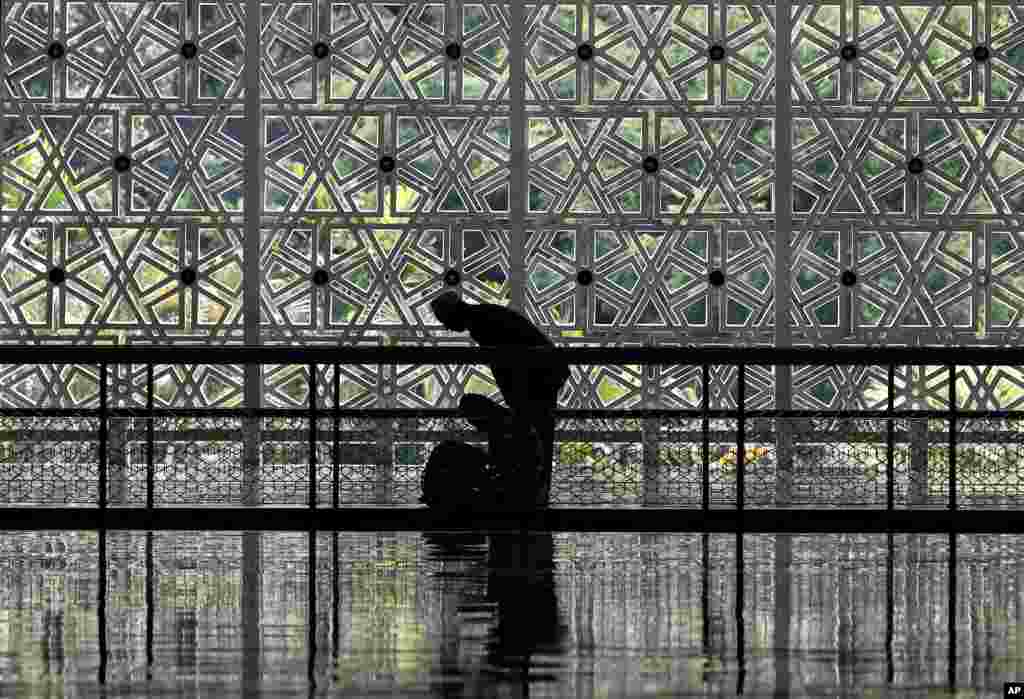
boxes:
[0,346,1023,522]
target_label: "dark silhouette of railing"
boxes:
[0,345,1022,531]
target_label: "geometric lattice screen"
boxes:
[2,0,1024,412]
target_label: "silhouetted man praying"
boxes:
[420,394,544,509]
[429,291,569,507]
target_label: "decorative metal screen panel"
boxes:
[2,0,1024,508]
[3,1,1020,385]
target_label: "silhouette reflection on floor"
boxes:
[423,531,568,695]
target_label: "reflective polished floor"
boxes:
[0,530,1020,697]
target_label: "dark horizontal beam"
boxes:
[1,507,1022,533]
[0,345,1022,366]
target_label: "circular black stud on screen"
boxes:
[312,269,329,286]
[577,43,594,61]
[973,45,990,62]
[907,157,925,175]
[642,155,659,174]
[576,269,594,286]
[47,42,65,60]
[180,267,197,286]
[708,45,725,61]
[840,44,857,61]
[312,41,330,60]
[841,270,857,286]
[709,269,725,287]
[113,155,132,173]
[379,155,396,173]
[445,42,462,60]
[443,269,461,286]
[181,41,198,60]
[48,267,65,285]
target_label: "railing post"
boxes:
[107,363,126,505]
[948,364,957,511]
[243,373,262,506]
[376,424,394,505]
[375,359,394,504]
[146,363,154,510]
[641,362,661,505]
[333,363,340,509]
[702,363,710,511]
[774,383,793,507]
[107,414,126,506]
[641,413,661,505]
[737,364,745,513]
[309,363,317,509]
[99,363,107,510]
[910,366,929,505]
[887,364,895,511]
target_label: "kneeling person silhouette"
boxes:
[419,440,491,509]
[419,394,544,510]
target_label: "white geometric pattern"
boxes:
[0,0,1020,417]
